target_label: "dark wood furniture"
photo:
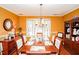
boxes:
[15,35,25,55]
[0,37,19,55]
[8,39,18,55]
[60,45,70,55]
[20,33,64,55]
[20,45,57,55]
[54,37,63,55]
[0,41,3,55]
[64,17,79,55]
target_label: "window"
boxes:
[26,18,51,38]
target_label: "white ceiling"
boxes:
[0,4,79,16]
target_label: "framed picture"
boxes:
[3,19,13,31]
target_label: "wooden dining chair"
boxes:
[22,35,27,44]
[15,38,24,55]
[36,33,43,42]
[0,43,3,55]
[52,35,57,45]
[54,37,63,55]
[54,32,63,55]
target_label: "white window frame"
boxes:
[26,18,51,38]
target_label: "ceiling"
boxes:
[0,4,79,16]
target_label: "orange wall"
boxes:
[63,8,79,21]
[19,16,64,35]
[0,7,19,35]
[18,16,26,34]
[19,8,79,35]
[50,16,64,33]
[0,6,78,36]
[0,7,64,36]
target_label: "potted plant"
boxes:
[17,27,22,36]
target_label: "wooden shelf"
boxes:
[64,17,79,54]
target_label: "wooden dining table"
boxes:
[20,41,58,55]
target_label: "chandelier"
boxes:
[40,4,43,19]
[35,4,45,27]
[39,4,44,27]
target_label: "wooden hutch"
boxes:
[0,36,20,55]
[64,17,79,54]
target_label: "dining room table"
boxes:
[20,41,58,55]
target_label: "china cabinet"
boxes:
[64,17,79,54]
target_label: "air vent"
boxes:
[18,13,23,15]
[52,14,59,15]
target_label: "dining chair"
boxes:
[54,32,63,55]
[16,38,24,54]
[22,35,27,43]
[41,35,52,45]
[0,43,3,55]
[36,33,43,42]
[25,37,35,45]
[52,35,57,45]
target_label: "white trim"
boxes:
[63,7,79,16]
[0,4,79,16]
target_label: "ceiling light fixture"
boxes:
[39,4,43,26]
[40,4,43,19]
